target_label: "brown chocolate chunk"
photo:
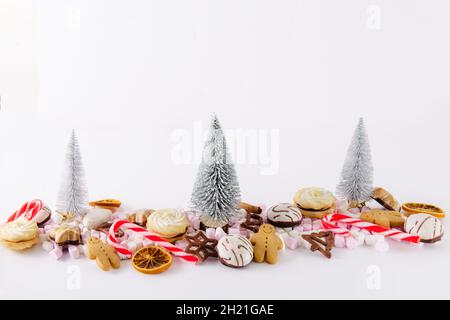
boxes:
[302,231,334,259]
[184,231,218,262]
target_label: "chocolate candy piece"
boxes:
[184,231,218,262]
[241,213,264,233]
[302,231,334,259]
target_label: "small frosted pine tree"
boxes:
[56,130,89,216]
[191,115,241,228]
[336,118,374,208]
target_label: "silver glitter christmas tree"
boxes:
[336,118,374,208]
[191,115,241,228]
[56,130,89,216]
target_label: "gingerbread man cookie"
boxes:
[86,237,121,271]
[250,224,283,264]
[360,209,405,229]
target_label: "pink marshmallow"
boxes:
[215,227,227,240]
[345,237,358,249]
[350,231,365,246]
[127,241,137,253]
[228,228,240,235]
[312,220,322,230]
[239,229,249,237]
[190,217,200,230]
[135,239,144,250]
[285,236,298,250]
[302,218,312,225]
[205,228,216,239]
[303,224,312,232]
[335,199,349,213]
[68,245,80,259]
[42,241,54,252]
[49,246,63,260]
[334,235,346,248]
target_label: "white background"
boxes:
[0,0,449,300]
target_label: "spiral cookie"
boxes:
[266,203,302,228]
[218,235,254,268]
[146,208,189,243]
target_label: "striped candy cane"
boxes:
[322,213,420,244]
[7,200,44,223]
[108,219,198,263]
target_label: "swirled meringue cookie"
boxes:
[146,209,189,242]
[0,217,39,250]
[294,187,336,219]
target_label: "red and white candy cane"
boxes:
[7,199,44,223]
[322,213,420,244]
[108,219,198,263]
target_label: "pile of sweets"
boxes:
[0,187,445,274]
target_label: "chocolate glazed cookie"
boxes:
[266,203,302,228]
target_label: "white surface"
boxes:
[1,0,449,300]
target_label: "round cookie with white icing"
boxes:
[218,235,253,268]
[146,208,189,243]
[404,213,444,243]
[266,203,302,228]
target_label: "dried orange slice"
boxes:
[402,203,445,218]
[132,246,173,274]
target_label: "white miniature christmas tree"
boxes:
[336,118,374,208]
[191,115,241,228]
[56,130,89,216]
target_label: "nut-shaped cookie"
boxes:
[360,209,405,229]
